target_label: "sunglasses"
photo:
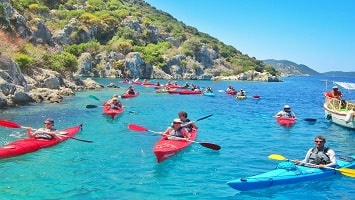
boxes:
[44,122,52,125]
[314,140,323,143]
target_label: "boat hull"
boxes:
[153,129,197,163]
[227,156,355,191]
[179,89,202,95]
[276,117,296,127]
[121,92,139,98]
[203,92,215,97]
[103,105,124,119]
[0,125,82,159]
[324,96,355,129]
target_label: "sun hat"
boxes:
[284,105,291,109]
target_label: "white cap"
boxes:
[172,118,182,124]
[284,105,290,109]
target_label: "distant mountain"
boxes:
[263,59,320,76]
[322,71,355,77]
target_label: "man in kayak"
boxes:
[178,111,198,132]
[276,105,296,118]
[162,118,190,140]
[294,135,336,168]
[27,118,61,140]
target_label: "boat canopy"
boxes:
[334,82,355,90]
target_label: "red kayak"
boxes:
[226,90,237,95]
[277,117,296,127]
[0,124,82,159]
[103,104,124,119]
[121,92,139,98]
[167,85,185,89]
[167,89,180,94]
[178,89,202,95]
[153,129,197,163]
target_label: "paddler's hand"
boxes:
[317,164,324,168]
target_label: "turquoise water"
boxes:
[1,76,354,200]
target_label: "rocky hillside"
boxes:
[0,0,280,81]
[263,59,320,76]
[0,0,283,108]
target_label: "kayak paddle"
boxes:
[89,95,101,101]
[0,119,93,143]
[128,124,221,150]
[268,153,355,178]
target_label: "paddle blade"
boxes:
[89,95,100,101]
[196,114,213,122]
[86,105,98,109]
[0,120,21,128]
[304,118,317,122]
[338,168,355,178]
[200,142,221,150]
[268,154,287,161]
[128,124,148,132]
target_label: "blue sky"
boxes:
[144,0,355,73]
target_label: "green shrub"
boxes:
[44,52,78,73]
[14,53,34,72]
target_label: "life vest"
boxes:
[34,128,56,140]
[181,119,193,131]
[280,111,295,118]
[309,147,331,165]
[168,127,184,138]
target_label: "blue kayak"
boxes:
[203,92,215,97]
[227,156,355,191]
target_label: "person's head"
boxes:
[44,118,54,128]
[178,111,188,120]
[283,105,291,111]
[314,135,326,148]
[172,118,182,128]
[112,97,118,102]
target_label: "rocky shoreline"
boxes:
[0,53,103,108]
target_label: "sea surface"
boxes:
[1,76,354,200]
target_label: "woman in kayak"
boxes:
[162,119,190,140]
[109,97,122,109]
[276,105,296,118]
[294,135,336,168]
[27,118,60,140]
[178,111,198,132]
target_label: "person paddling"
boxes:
[161,119,190,140]
[276,105,296,118]
[294,135,336,168]
[27,118,62,140]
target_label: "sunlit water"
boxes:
[1,76,354,199]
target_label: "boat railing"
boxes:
[325,97,355,111]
